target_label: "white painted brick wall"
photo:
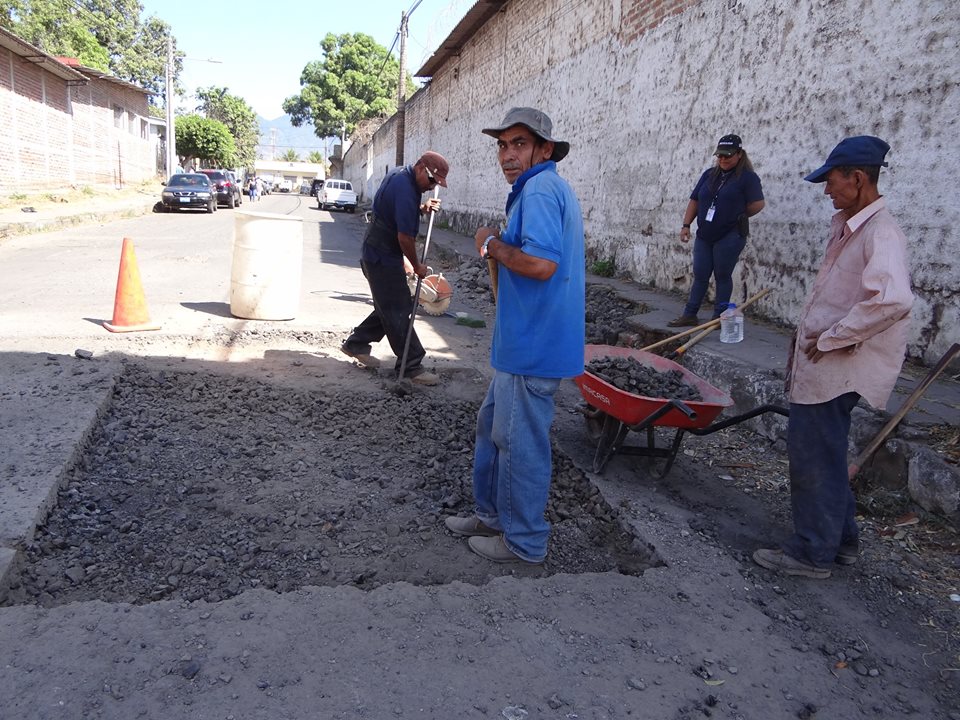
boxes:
[0,47,157,195]
[343,0,960,363]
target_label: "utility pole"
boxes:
[394,9,408,167]
[164,35,175,178]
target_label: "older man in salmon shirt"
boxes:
[753,136,914,579]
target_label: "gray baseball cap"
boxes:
[481,107,570,162]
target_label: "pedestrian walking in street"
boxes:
[669,134,765,327]
[753,136,914,579]
[341,151,449,385]
[248,176,257,202]
[444,107,585,564]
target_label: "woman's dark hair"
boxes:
[709,149,754,187]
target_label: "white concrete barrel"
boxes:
[230,211,304,320]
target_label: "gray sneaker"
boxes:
[752,548,831,579]
[835,541,860,565]
[444,515,499,537]
[341,344,380,368]
[468,535,543,565]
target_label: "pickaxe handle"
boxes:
[848,342,960,480]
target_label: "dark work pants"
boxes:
[683,228,747,318]
[344,259,425,375]
[781,392,861,567]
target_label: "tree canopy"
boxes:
[283,32,417,140]
[0,0,176,97]
[279,149,300,162]
[196,87,259,170]
[175,114,235,169]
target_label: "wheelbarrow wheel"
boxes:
[592,411,628,474]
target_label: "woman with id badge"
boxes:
[669,134,765,327]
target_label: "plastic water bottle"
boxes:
[719,302,744,343]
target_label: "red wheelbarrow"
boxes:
[574,345,789,475]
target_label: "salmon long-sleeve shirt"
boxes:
[785,197,914,409]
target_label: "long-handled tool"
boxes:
[398,186,440,382]
[487,256,499,304]
[642,288,772,354]
[848,342,960,480]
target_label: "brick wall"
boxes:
[0,47,157,195]
[343,0,958,364]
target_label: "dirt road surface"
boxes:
[1,197,957,719]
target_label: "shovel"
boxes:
[397,186,441,383]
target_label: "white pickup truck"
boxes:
[317,178,358,213]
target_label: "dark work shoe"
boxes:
[752,548,831,579]
[467,535,543,565]
[835,541,860,565]
[667,315,699,328]
[341,343,380,368]
[444,515,499,537]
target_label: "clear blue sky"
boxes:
[138,0,472,120]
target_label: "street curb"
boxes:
[0,200,156,241]
[0,365,120,605]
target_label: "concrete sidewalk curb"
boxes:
[0,199,156,240]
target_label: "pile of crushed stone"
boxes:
[5,364,659,608]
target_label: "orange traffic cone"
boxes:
[103,237,161,333]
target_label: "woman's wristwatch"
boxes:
[682,223,691,229]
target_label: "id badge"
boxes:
[705,205,716,222]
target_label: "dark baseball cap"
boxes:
[418,150,449,187]
[804,136,890,183]
[714,134,742,157]
[481,107,570,162]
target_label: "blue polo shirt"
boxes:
[491,162,585,378]
[362,165,422,265]
[690,168,763,242]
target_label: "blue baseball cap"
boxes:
[804,136,890,183]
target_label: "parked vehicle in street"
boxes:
[275,179,293,193]
[318,179,358,213]
[159,174,217,213]
[198,169,243,208]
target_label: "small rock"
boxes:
[74,348,94,359]
[179,660,201,679]
[627,677,646,691]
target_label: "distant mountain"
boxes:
[256,114,334,161]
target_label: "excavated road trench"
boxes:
[4,358,661,608]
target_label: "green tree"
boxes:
[307,151,324,164]
[175,114,235,169]
[279,149,300,162]
[283,32,416,140]
[0,0,175,98]
[196,87,259,170]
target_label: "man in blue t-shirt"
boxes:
[341,151,449,385]
[444,107,585,564]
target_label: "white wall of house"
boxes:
[344,0,959,363]
[0,40,156,193]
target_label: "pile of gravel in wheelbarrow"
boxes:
[585,356,704,402]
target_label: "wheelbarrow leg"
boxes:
[593,413,628,474]
[654,428,687,478]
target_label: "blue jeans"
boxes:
[781,392,861,567]
[683,228,747,318]
[472,371,561,562]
